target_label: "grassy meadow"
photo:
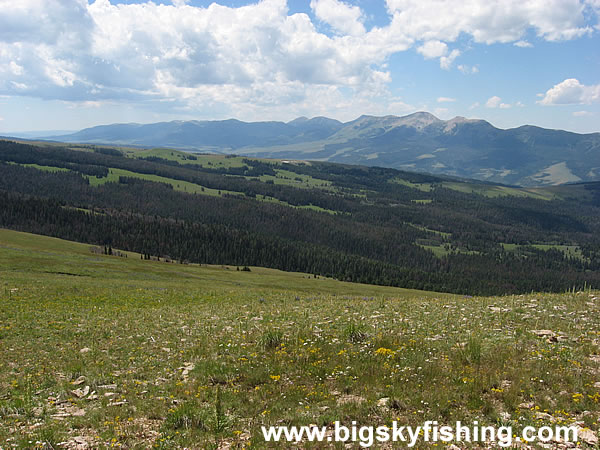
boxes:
[1,229,599,448]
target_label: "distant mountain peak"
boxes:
[443,115,485,132]
[393,111,442,131]
[288,117,309,125]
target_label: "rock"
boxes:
[377,397,390,407]
[71,376,86,385]
[336,395,365,406]
[535,412,555,422]
[577,427,598,446]
[179,363,195,378]
[161,347,171,353]
[71,386,90,398]
[519,402,535,409]
[499,411,511,421]
[79,348,91,354]
[97,384,117,390]
[71,389,84,398]
[594,382,600,388]
[108,400,127,406]
[532,330,556,338]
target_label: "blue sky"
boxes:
[0,0,599,133]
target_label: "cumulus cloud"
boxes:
[538,78,600,105]
[0,0,597,118]
[417,40,448,58]
[437,97,456,103]
[439,49,460,70]
[573,110,593,116]
[384,0,592,43]
[458,64,479,74]
[514,40,533,47]
[485,96,512,109]
[310,0,365,36]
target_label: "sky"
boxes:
[0,0,599,134]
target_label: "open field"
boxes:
[1,229,600,448]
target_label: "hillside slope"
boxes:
[1,227,598,448]
[2,139,600,295]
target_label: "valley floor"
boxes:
[0,229,599,448]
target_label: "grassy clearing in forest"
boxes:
[0,229,599,448]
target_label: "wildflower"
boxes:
[374,347,395,357]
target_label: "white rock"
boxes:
[377,397,390,407]
[577,427,598,445]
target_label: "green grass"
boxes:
[390,178,433,192]
[390,176,561,201]
[502,243,588,262]
[441,182,556,200]
[7,162,70,173]
[14,161,340,214]
[85,167,241,198]
[1,229,599,448]
[255,169,335,191]
[408,223,451,238]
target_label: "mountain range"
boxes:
[49,112,600,186]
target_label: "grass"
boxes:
[440,182,557,200]
[14,162,341,214]
[390,178,433,192]
[85,168,240,198]
[408,223,452,239]
[7,162,70,173]
[1,228,599,448]
[501,243,588,262]
[390,177,562,201]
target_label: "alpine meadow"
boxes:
[1,0,600,448]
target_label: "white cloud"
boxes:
[486,96,502,108]
[458,64,479,74]
[417,40,448,58]
[417,41,461,70]
[514,40,533,47]
[486,96,513,109]
[439,49,460,70]
[539,78,600,105]
[385,0,592,43]
[572,110,593,116]
[469,102,480,110]
[0,0,597,119]
[310,0,365,36]
[437,97,455,103]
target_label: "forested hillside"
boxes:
[1,139,600,295]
